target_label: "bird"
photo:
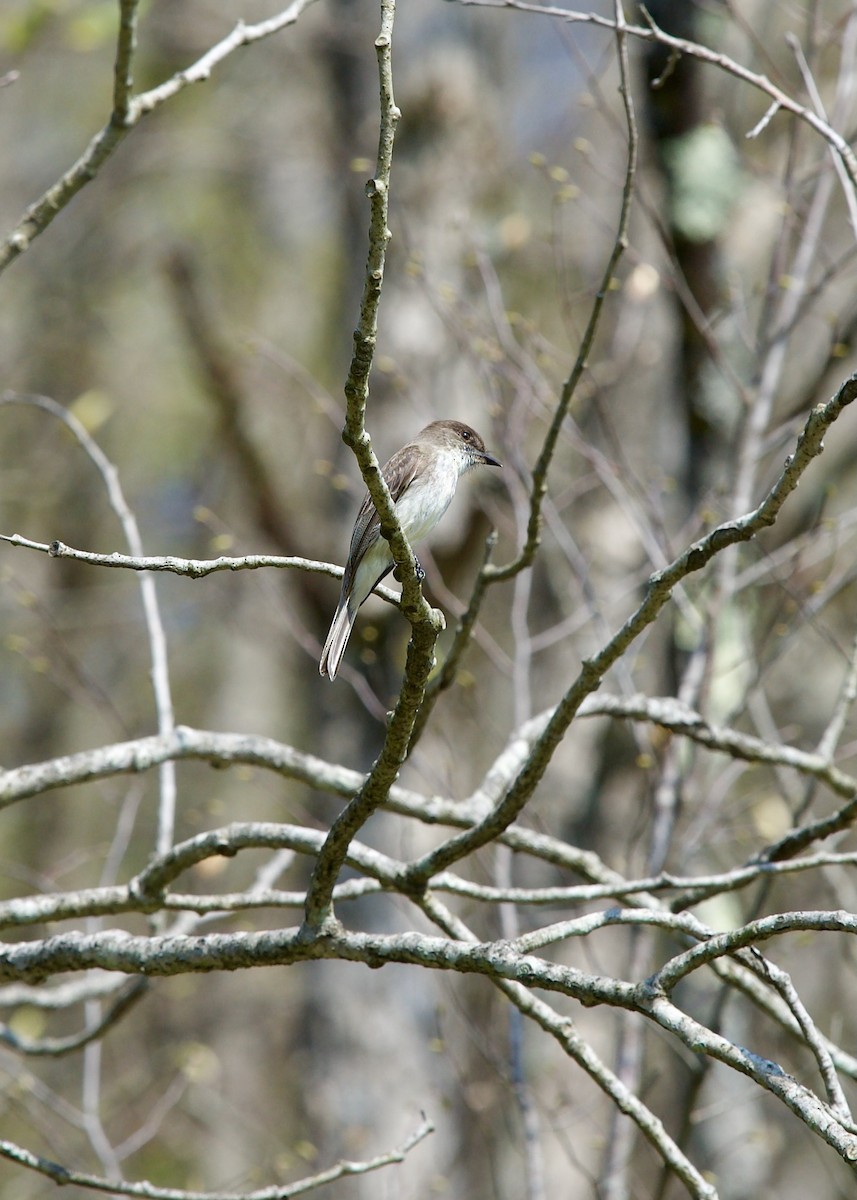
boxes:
[319,419,501,680]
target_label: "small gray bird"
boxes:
[319,419,501,680]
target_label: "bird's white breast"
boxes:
[394,451,463,544]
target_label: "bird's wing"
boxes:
[341,445,420,594]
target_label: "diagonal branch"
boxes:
[482,0,639,585]
[0,0,321,274]
[416,891,719,1200]
[401,374,857,886]
[453,0,857,191]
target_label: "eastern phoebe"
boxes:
[319,419,501,680]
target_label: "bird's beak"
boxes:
[480,451,502,468]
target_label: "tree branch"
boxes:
[402,375,857,886]
[0,1115,434,1200]
[0,0,322,275]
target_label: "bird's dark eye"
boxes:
[461,428,471,440]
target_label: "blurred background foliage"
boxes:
[2,0,857,1197]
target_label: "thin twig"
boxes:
[0,0,321,274]
[0,393,178,856]
[0,980,147,1057]
[0,1115,434,1200]
[481,1,639,586]
[401,375,857,886]
[453,0,857,190]
[787,19,857,240]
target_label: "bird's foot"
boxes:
[393,558,426,585]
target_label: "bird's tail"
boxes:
[319,599,356,681]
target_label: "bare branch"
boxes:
[0,1,322,274]
[416,893,719,1200]
[0,531,400,606]
[0,980,147,1057]
[0,1115,434,1200]
[576,692,857,798]
[453,0,857,190]
[482,0,639,585]
[0,394,178,856]
[305,0,444,934]
[402,375,857,886]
